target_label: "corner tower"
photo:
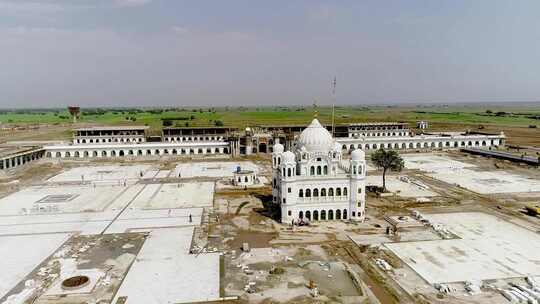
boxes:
[349,149,366,221]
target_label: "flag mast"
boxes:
[331,76,336,136]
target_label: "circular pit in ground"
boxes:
[61,275,90,290]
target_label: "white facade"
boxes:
[44,142,230,159]
[337,132,505,153]
[272,119,366,223]
[348,122,410,138]
[73,126,148,144]
[0,148,45,171]
[164,135,226,142]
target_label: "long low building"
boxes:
[336,132,505,152]
[40,123,506,160]
[45,141,230,158]
[0,146,46,171]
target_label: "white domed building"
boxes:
[272,118,366,223]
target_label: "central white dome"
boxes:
[297,119,334,153]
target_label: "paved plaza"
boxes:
[385,212,540,284]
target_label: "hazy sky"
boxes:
[1,0,539,108]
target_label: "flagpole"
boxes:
[331,76,336,136]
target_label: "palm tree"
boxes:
[371,148,404,192]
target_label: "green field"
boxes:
[0,104,539,132]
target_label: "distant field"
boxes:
[0,105,539,132]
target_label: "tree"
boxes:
[214,120,224,127]
[371,148,404,192]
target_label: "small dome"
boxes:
[273,143,284,153]
[351,149,365,161]
[297,119,334,153]
[283,151,296,163]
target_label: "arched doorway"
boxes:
[313,210,319,221]
[305,211,311,220]
[258,143,267,153]
[321,210,327,220]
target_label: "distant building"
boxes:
[348,122,410,138]
[73,126,148,144]
[272,118,366,223]
[417,121,429,129]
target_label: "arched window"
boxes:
[343,187,348,196]
[305,211,311,220]
[317,166,321,175]
[329,188,334,196]
[336,209,342,220]
[343,209,348,219]
[313,188,319,197]
[336,188,342,196]
[321,210,327,220]
[282,168,286,177]
[323,165,328,175]
[299,189,303,197]
[305,189,311,197]
[287,168,291,177]
[328,210,334,220]
[353,166,357,174]
[321,188,326,196]
[310,166,315,175]
[299,211,304,219]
